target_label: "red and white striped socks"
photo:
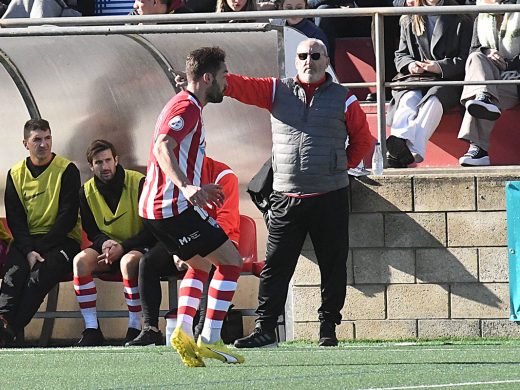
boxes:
[74,275,98,329]
[177,268,209,337]
[123,278,142,330]
[201,265,241,344]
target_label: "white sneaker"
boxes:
[459,143,490,166]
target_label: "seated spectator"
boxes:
[130,0,191,15]
[73,139,154,347]
[2,0,81,18]
[271,0,330,55]
[457,0,520,166]
[184,0,216,12]
[0,1,8,17]
[0,222,11,267]
[0,119,82,347]
[216,0,257,21]
[385,0,472,168]
[126,156,239,346]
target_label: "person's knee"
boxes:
[120,252,141,277]
[73,250,97,276]
[467,50,487,65]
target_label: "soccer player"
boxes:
[0,119,82,347]
[126,156,239,347]
[139,47,244,367]
[73,139,153,346]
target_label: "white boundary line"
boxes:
[358,379,520,390]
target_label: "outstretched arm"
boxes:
[225,74,277,112]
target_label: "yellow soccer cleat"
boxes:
[196,337,245,364]
[170,327,205,367]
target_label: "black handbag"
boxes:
[247,158,273,214]
[391,71,441,91]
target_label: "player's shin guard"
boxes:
[176,268,209,337]
[201,265,241,344]
[74,275,98,329]
[123,278,142,330]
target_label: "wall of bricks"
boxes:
[290,170,520,340]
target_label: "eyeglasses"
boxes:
[297,52,323,61]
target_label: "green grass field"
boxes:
[2,340,520,389]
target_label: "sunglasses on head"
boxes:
[297,52,322,61]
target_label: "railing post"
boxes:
[374,12,387,162]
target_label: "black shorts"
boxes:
[142,207,228,261]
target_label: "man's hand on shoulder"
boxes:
[26,251,44,269]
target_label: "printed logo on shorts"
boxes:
[178,231,201,246]
[168,116,184,131]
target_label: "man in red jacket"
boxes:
[228,38,372,348]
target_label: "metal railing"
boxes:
[2,4,520,150]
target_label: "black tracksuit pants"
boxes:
[0,238,79,332]
[138,244,214,335]
[256,187,350,331]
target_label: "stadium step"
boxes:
[360,103,520,168]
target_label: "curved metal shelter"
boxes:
[0,25,292,215]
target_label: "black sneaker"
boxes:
[459,143,490,166]
[318,321,338,347]
[386,154,407,168]
[125,326,163,346]
[386,136,414,167]
[76,327,105,347]
[465,92,501,121]
[123,327,142,346]
[234,327,277,349]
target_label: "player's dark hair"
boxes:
[186,47,226,82]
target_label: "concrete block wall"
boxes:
[291,169,520,340]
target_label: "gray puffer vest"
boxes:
[271,75,350,194]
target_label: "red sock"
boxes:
[74,275,98,329]
[201,265,241,343]
[177,268,209,337]
[123,278,142,329]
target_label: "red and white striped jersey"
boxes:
[139,91,206,220]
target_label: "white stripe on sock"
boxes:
[74,281,96,290]
[209,279,237,291]
[207,296,232,312]
[179,278,204,291]
[76,294,97,303]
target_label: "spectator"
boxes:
[271,0,330,55]
[457,0,520,166]
[0,119,82,347]
[184,0,216,12]
[226,38,372,349]
[73,139,153,347]
[2,0,81,18]
[0,1,8,17]
[126,156,239,346]
[130,0,191,15]
[139,46,244,367]
[216,0,257,21]
[385,0,472,168]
